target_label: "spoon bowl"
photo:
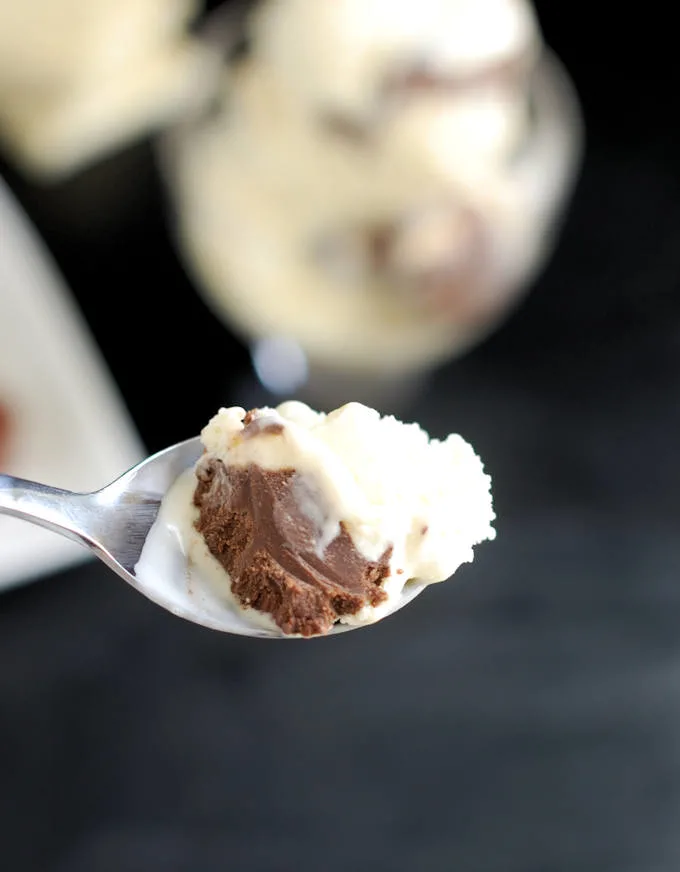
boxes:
[0,439,425,637]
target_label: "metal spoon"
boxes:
[0,438,425,638]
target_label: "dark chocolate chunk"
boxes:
[194,458,391,636]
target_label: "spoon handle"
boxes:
[0,474,92,546]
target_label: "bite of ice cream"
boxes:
[151,402,495,637]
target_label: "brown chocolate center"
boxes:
[193,458,391,637]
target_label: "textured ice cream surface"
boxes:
[189,402,495,636]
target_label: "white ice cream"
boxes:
[156,402,494,631]
[0,0,210,177]
[171,0,579,375]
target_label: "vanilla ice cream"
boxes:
[169,0,580,381]
[158,402,494,637]
[0,0,210,177]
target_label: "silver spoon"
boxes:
[0,438,425,638]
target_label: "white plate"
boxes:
[0,176,145,591]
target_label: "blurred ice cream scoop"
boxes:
[166,0,581,401]
[0,0,212,178]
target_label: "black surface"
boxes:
[2,3,680,871]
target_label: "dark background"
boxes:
[2,3,680,870]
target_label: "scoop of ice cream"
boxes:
[0,0,195,89]
[190,402,495,636]
[170,0,582,377]
[0,0,209,177]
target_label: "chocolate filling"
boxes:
[242,410,284,438]
[371,206,497,322]
[320,111,372,146]
[312,204,500,324]
[193,458,391,636]
[387,208,493,322]
[320,51,533,144]
[382,53,532,100]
